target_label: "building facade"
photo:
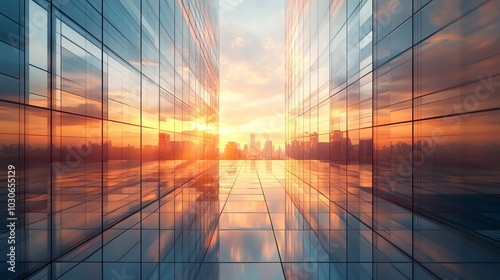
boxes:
[285,0,500,279]
[0,0,219,279]
[223,141,238,160]
[264,139,273,160]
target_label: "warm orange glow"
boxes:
[219,0,285,152]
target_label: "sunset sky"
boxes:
[219,0,285,150]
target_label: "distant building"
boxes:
[242,144,248,159]
[276,146,284,160]
[224,142,238,160]
[249,133,257,157]
[264,139,273,160]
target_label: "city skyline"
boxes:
[221,133,284,150]
[221,133,285,160]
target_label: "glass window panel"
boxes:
[25,107,50,265]
[29,65,48,103]
[414,110,500,279]
[375,49,412,125]
[28,0,48,70]
[104,121,141,226]
[142,127,159,204]
[374,0,412,42]
[375,18,411,67]
[0,40,20,78]
[52,112,102,256]
[374,123,412,255]
[0,72,20,103]
[330,25,347,94]
[142,76,159,128]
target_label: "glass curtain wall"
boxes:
[0,0,220,279]
[285,0,500,279]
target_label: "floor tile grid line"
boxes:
[272,162,337,278]
[193,161,246,279]
[255,163,287,279]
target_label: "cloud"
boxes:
[219,24,284,102]
[429,0,461,27]
[218,0,285,148]
[220,0,244,15]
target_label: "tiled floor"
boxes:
[200,160,333,280]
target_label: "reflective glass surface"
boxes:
[286,0,500,279]
[0,0,219,279]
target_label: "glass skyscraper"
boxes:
[285,0,500,279]
[0,0,219,279]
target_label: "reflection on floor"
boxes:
[21,160,333,279]
[204,160,333,280]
